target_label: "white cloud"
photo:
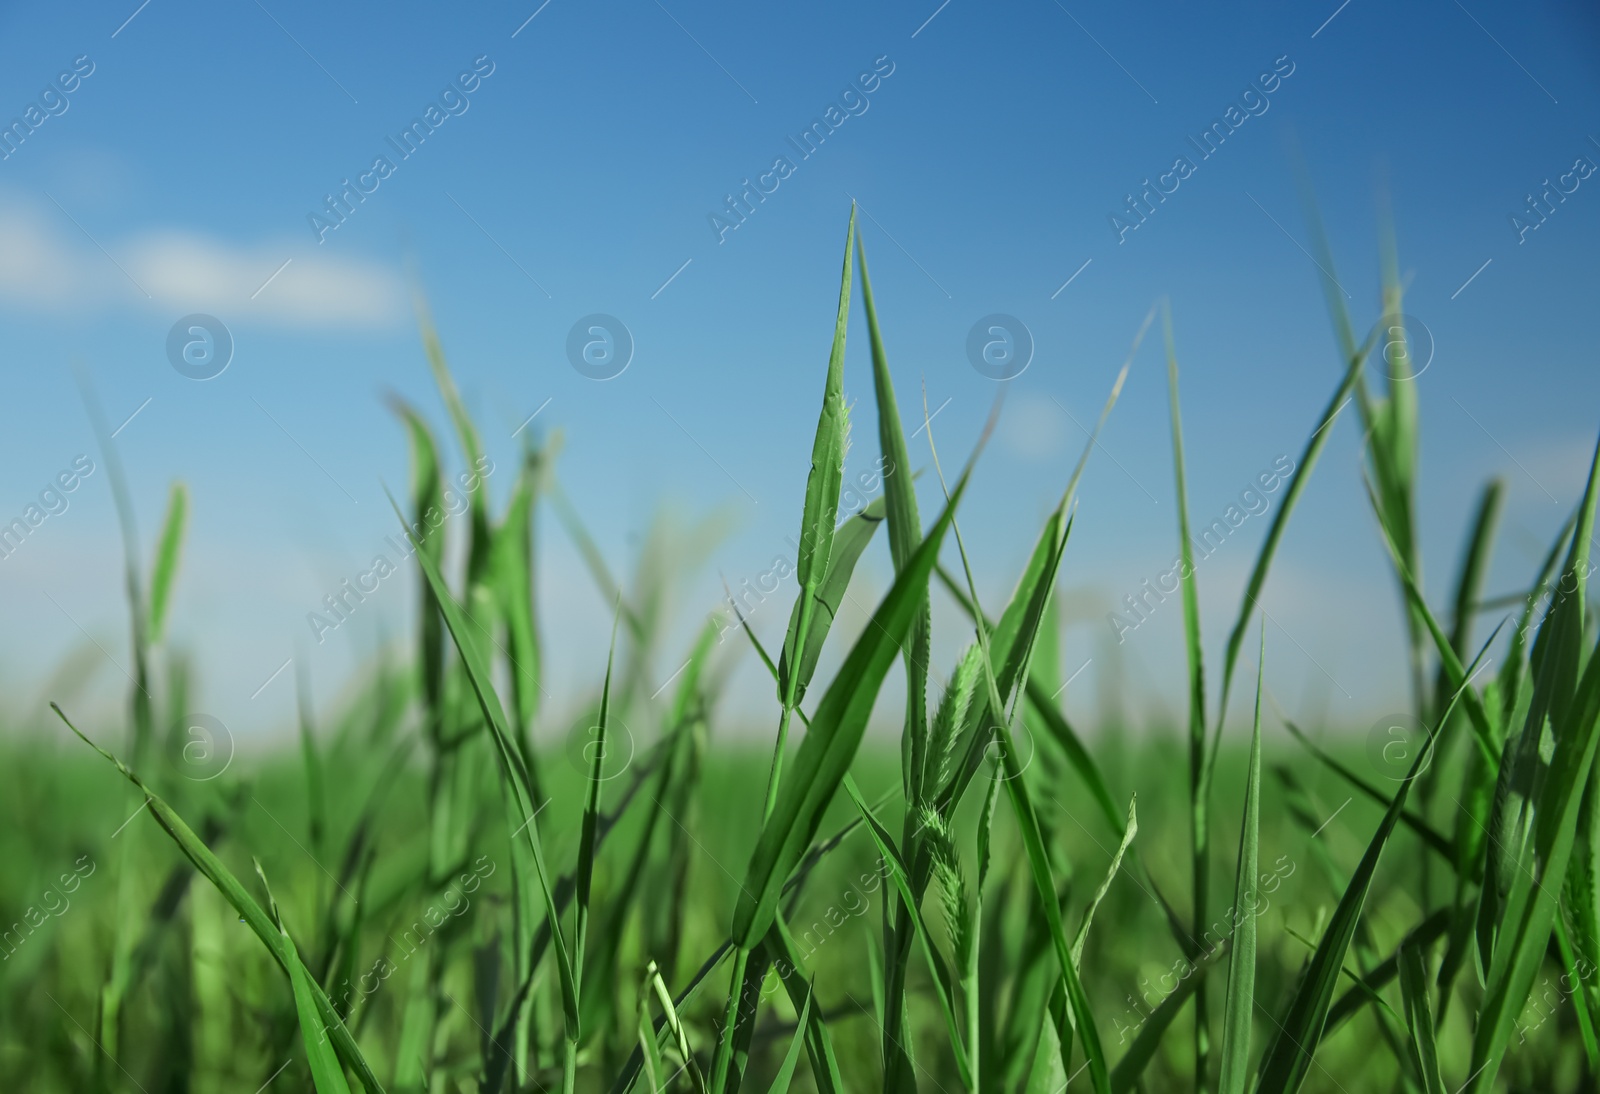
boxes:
[0,197,405,329]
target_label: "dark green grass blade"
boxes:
[384,490,579,1040]
[1323,909,1451,1034]
[146,481,187,646]
[777,495,886,704]
[1281,720,1456,863]
[1398,942,1446,1094]
[1109,942,1230,1094]
[764,982,814,1094]
[1217,640,1264,1094]
[52,705,386,1093]
[389,399,447,738]
[732,464,972,947]
[1435,479,1504,722]
[573,603,622,1027]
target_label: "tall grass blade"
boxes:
[1216,638,1263,1094]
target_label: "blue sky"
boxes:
[1,0,1597,739]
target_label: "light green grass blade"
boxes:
[384,490,580,1041]
[146,481,187,646]
[1397,942,1446,1094]
[646,960,710,1094]
[1217,639,1263,1094]
[764,981,814,1094]
[776,204,856,712]
[282,912,354,1094]
[777,494,886,704]
[52,704,386,1094]
[732,464,972,948]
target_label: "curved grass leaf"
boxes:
[52,704,386,1093]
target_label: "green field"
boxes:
[3,209,1599,1093]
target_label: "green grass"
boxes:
[3,205,1599,1093]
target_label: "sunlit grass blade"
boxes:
[856,228,932,804]
[645,959,710,1094]
[1216,639,1263,1094]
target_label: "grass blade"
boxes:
[1216,637,1263,1094]
[146,481,187,646]
[1397,942,1446,1094]
[52,704,386,1093]
[764,982,814,1094]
